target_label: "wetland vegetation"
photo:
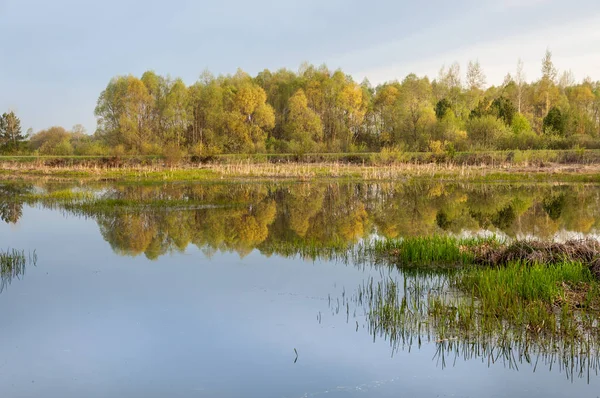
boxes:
[329,263,600,382]
[2,177,600,390]
[0,248,36,293]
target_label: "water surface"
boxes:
[1,180,599,397]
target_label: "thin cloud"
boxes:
[351,12,600,86]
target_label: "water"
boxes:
[1,181,600,397]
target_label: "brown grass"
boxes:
[473,239,600,279]
[3,159,600,182]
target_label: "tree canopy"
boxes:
[5,50,600,156]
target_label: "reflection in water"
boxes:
[2,179,600,392]
[1,181,600,259]
[0,183,31,224]
[0,249,36,293]
[328,271,600,383]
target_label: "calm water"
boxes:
[1,181,600,397]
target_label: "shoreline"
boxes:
[2,160,600,183]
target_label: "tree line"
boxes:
[3,50,600,156]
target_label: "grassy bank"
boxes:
[363,236,600,277]
[4,149,600,166]
[336,243,600,377]
[3,155,600,183]
[353,236,600,359]
[349,261,600,377]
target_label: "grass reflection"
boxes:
[330,265,600,382]
[0,249,37,293]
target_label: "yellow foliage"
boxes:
[428,140,445,154]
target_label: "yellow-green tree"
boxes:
[284,89,323,153]
[221,71,275,152]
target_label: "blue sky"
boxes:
[1,0,599,134]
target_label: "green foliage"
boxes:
[469,97,492,119]
[6,53,600,156]
[543,106,566,135]
[367,236,501,266]
[458,261,594,304]
[435,98,452,120]
[371,145,407,165]
[490,96,516,126]
[284,89,322,154]
[511,112,532,134]
[162,143,186,165]
[497,129,540,150]
[466,115,509,149]
[0,111,25,152]
[30,126,72,155]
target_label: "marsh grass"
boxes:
[24,189,95,203]
[325,236,600,380]
[336,263,600,380]
[360,236,504,267]
[0,249,37,293]
[365,236,600,277]
[475,240,600,279]
[458,261,597,306]
[3,149,600,167]
[2,157,600,183]
[19,187,248,214]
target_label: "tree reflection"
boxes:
[4,181,600,258]
[0,183,31,224]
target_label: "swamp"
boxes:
[1,177,600,397]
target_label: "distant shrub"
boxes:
[511,113,532,135]
[75,141,110,156]
[497,129,542,150]
[140,142,162,156]
[110,144,126,159]
[372,145,406,165]
[542,134,571,150]
[189,142,205,157]
[467,115,509,149]
[162,144,186,166]
[428,140,445,155]
[543,107,566,136]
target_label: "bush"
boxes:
[74,141,110,156]
[542,134,571,150]
[29,126,71,154]
[162,144,186,166]
[372,145,407,165]
[497,129,542,150]
[288,137,319,157]
[543,107,566,135]
[466,115,509,149]
[428,140,445,155]
[110,144,126,159]
[570,135,600,150]
[511,113,532,135]
[189,142,205,157]
[140,142,162,156]
[47,139,73,156]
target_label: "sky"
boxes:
[1,0,599,134]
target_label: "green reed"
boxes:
[457,261,596,306]
[332,261,600,381]
[362,235,503,267]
